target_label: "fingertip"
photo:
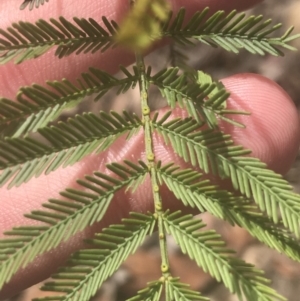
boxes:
[220,73,300,174]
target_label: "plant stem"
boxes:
[135,51,171,278]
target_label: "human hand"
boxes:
[0,0,299,299]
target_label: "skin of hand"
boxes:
[0,0,299,299]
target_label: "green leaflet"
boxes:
[20,0,50,10]
[162,8,300,56]
[0,110,142,188]
[165,278,209,301]
[128,277,206,301]
[163,211,286,301]
[157,162,228,217]
[32,213,156,301]
[0,160,148,290]
[0,66,139,137]
[153,113,300,237]
[157,162,300,262]
[0,100,80,139]
[127,280,163,301]
[151,69,248,128]
[0,16,117,64]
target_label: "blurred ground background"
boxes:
[8,0,300,300]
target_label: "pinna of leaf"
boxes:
[20,0,50,10]
[0,1,300,301]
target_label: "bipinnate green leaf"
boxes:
[151,69,248,128]
[151,68,220,127]
[223,200,300,262]
[0,99,80,139]
[153,113,300,237]
[32,213,155,301]
[156,162,230,218]
[194,71,250,127]
[0,110,142,188]
[0,16,117,64]
[126,280,163,301]
[157,162,300,262]
[163,211,286,301]
[162,8,300,56]
[0,160,148,290]
[165,278,209,301]
[1,3,299,301]
[0,66,139,137]
[13,6,298,59]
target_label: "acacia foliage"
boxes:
[0,1,300,301]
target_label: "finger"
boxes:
[0,0,263,99]
[220,73,300,174]
[0,72,299,299]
